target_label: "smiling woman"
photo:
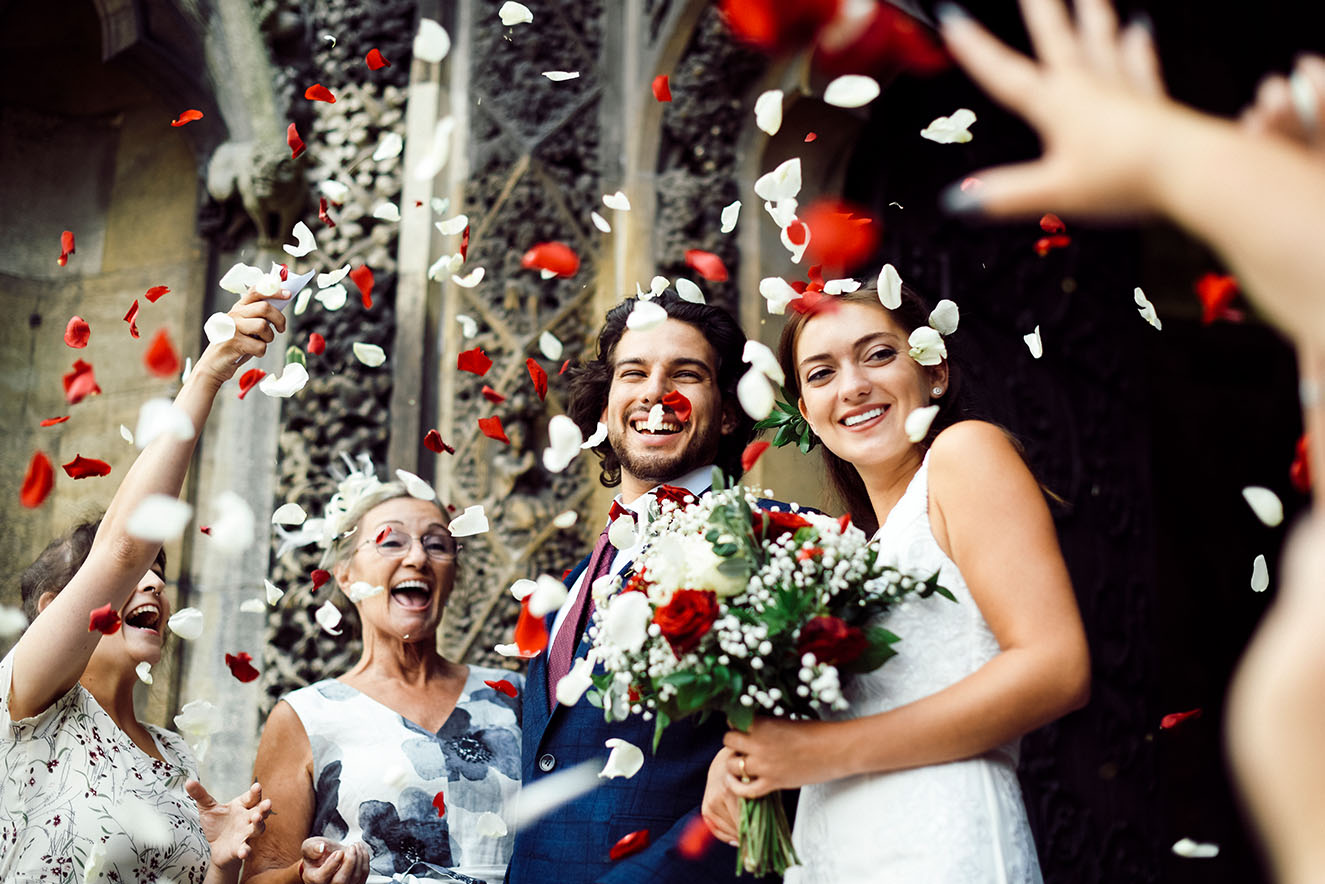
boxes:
[244,466,522,884]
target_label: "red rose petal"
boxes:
[170,109,203,127]
[89,603,122,635]
[804,132,817,142]
[741,440,771,472]
[559,359,571,375]
[661,390,692,422]
[62,359,102,404]
[423,429,456,455]
[318,197,336,228]
[1160,708,1202,730]
[62,455,111,479]
[304,83,336,103]
[457,347,493,376]
[58,230,75,266]
[276,263,289,282]
[652,74,672,102]
[677,815,715,860]
[20,451,54,508]
[513,597,549,655]
[64,316,90,348]
[287,122,306,160]
[1039,213,1066,234]
[311,569,331,592]
[350,264,374,309]
[460,224,471,262]
[1195,272,1243,325]
[432,791,446,817]
[520,242,580,278]
[1033,234,1072,257]
[837,513,852,532]
[307,332,326,355]
[481,385,506,403]
[811,4,950,77]
[610,829,652,861]
[1290,432,1312,494]
[527,358,548,400]
[365,48,391,70]
[484,679,518,697]
[144,328,181,378]
[237,369,266,400]
[224,652,260,683]
[40,416,70,427]
[478,416,510,444]
[123,300,140,339]
[199,525,212,535]
[802,200,879,270]
[144,285,170,303]
[684,249,728,282]
[719,0,839,52]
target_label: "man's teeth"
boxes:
[633,419,680,433]
[843,407,886,427]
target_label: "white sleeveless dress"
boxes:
[787,458,1042,884]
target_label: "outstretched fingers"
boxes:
[938,8,1043,122]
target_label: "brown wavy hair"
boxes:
[20,518,168,621]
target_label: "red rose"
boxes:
[623,569,651,594]
[752,509,811,542]
[653,589,719,656]
[653,484,694,510]
[797,616,867,666]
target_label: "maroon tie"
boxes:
[547,503,633,711]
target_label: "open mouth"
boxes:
[390,579,432,610]
[123,603,161,634]
[841,405,888,428]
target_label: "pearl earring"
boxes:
[932,386,943,396]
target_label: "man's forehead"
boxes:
[611,319,717,368]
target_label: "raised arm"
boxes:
[8,288,287,720]
[937,0,1325,351]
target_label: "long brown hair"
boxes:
[776,286,969,536]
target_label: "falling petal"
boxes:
[536,330,564,362]
[478,416,509,444]
[119,425,134,444]
[720,200,741,234]
[1242,486,1284,527]
[608,514,637,550]
[304,84,336,103]
[674,278,705,303]
[62,358,102,404]
[64,316,90,348]
[372,132,404,162]
[167,607,204,640]
[458,347,493,375]
[258,363,310,398]
[372,202,401,223]
[225,652,260,683]
[365,48,391,70]
[905,405,940,442]
[57,230,75,266]
[353,342,387,367]
[602,191,631,211]
[207,491,254,554]
[581,421,608,449]
[62,455,111,479]
[127,495,192,542]
[455,314,479,339]
[19,452,53,508]
[742,340,784,385]
[282,221,317,258]
[315,601,343,635]
[1023,326,1043,360]
[346,581,385,603]
[170,109,203,127]
[396,468,436,500]
[823,74,880,108]
[652,74,672,102]
[521,241,580,277]
[822,278,860,295]
[737,367,775,420]
[449,504,489,537]
[314,285,347,311]
[877,264,902,309]
[626,299,668,331]
[590,211,611,232]
[499,1,533,25]
[529,574,570,617]
[134,399,196,451]
[759,276,800,315]
[741,441,771,472]
[1172,839,1219,859]
[486,678,518,698]
[476,812,508,838]
[543,70,581,81]
[506,761,601,829]
[1160,708,1202,729]
[135,661,153,684]
[40,416,70,427]
[239,598,267,614]
[237,369,266,399]
[929,299,960,335]
[920,108,977,143]
[600,738,645,779]
[218,262,265,294]
[754,89,783,135]
[144,329,182,378]
[452,267,485,288]
[414,116,455,181]
[271,502,307,526]
[1040,213,1066,234]
[123,300,140,338]
[684,250,728,282]
[173,699,222,759]
[88,604,121,635]
[553,510,578,528]
[1134,287,1162,330]
[528,359,549,400]
[203,312,236,344]
[414,18,451,63]
[543,415,584,472]
[287,123,306,159]
[423,429,455,455]
[1250,554,1269,592]
[754,158,802,202]
[264,579,285,606]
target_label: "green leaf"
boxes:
[771,424,794,448]
[843,626,903,673]
[711,466,727,491]
[726,702,754,733]
[585,689,604,708]
[652,708,671,753]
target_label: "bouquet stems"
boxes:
[736,791,798,877]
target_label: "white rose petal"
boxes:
[320,180,350,205]
[602,190,631,211]
[921,108,977,144]
[449,505,489,537]
[429,253,464,281]
[413,116,455,181]
[167,607,204,641]
[498,1,533,26]
[315,601,343,635]
[317,264,352,289]
[457,314,478,338]
[0,605,29,640]
[764,197,798,228]
[1242,486,1284,527]
[347,581,385,603]
[543,414,584,473]
[509,579,538,601]
[650,276,669,297]
[1250,554,1269,592]
[507,761,601,829]
[475,811,508,838]
[120,424,135,444]
[537,331,564,361]
[353,342,387,367]
[207,491,254,554]
[824,74,880,108]
[395,469,436,500]
[602,591,651,653]
[494,642,524,657]
[174,698,221,738]
[219,262,265,294]
[720,200,741,233]
[1172,838,1219,859]
[271,502,307,526]
[1023,326,1043,360]
[877,263,903,309]
[759,276,800,315]
[738,367,775,420]
[372,132,404,162]
[116,796,173,848]
[608,514,637,550]
[135,398,196,450]
[555,656,595,706]
[452,267,485,288]
[643,403,666,433]
[581,421,608,449]
[754,158,802,202]
[413,18,451,63]
[315,284,348,311]
[1135,287,1162,330]
[135,661,153,684]
[372,202,401,222]
[282,221,317,258]
[552,510,578,528]
[626,299,667,331]
[599,738,645,779]
[203,313,236,344]
[127,495,193,542]
[909,326,948,366]
[929,299,960,335]
[436,213,469,236]
[543,70,581,81]
[259,363,310,398]
[905,405,941,442]
[528,574,570,618]
[823,278,861,295]
[239,598,267,614]
[754,89,783,135]
[591,210,611,232]
[742,340,784,385]
[674,278,705,304]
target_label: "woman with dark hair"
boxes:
[1,288,280,883]
[705,286,1090,882]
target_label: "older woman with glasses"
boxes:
[243,468,522,884]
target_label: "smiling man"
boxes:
[509,292,760,884]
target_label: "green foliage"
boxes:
[752,397,818,452]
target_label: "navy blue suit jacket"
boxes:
[507,498,801,884]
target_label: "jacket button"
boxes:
[538,753,556,772]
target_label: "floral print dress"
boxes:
[0,650,209,883]
[282,666,522,884]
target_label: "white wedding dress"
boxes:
[787,458,1043,884]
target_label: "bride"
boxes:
[703,286,1090,882]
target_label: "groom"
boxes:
[509,291,760,883]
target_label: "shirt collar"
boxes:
[613,464,714,522]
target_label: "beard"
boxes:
[608,418,723,488]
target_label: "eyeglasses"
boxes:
[359,527,458,561]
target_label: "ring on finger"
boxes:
[738,755,750,783]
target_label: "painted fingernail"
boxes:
[935,3,970,23]
[1125,12,1154,36]
[939,181,982,215]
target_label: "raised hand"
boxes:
[1241,54,1325,154]
[187,780,272,872]
[299,837,371,884]
[191,287,291,389]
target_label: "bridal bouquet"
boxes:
[583,471,952,876]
